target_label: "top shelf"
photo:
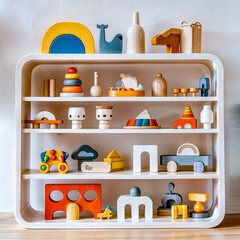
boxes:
[23,97,218,102]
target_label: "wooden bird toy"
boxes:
[151,28,181,53]
[39,149,69,174]
[97,205,115,220]
[188,193,210,218]
[173,106,197,129]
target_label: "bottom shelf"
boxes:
[16,205,224,229]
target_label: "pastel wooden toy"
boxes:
[97,205,115,220]
[45,184,101,220]
[81,162,111,173]
[41,22,94,54]
[160,143,213,173]
[71,145,98,171]
[188,193,210,218]
[180,88,189,97]
[152,73,167,97]
[117,187,153,221]
[61,67,84,97]
[200,105,213,129]
[25,111,63,129]
[39,149,69,174]
[133,145,158,173]
[97,24,122,54]
[126,12,145,54]
[180,22,202,53]
[90,72,103,97]
[120,73,138,89]
[68,107,86,129]
[189,88,199,97]
[123,109,160,129]
[151,28,181,53]
[108,89,145,97]
[199,77,210,96]
[157,182,182,216]
[172,88,180,97]
[173,106,197,129]
[43,79,49,97]
[49,79,56,97]
[104,150,124,171]
[171,205,188,220]
[96,106,113,129]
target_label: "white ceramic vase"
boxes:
[126,12,145,54]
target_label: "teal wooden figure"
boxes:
[96,24,123,53]
[199,77,210,96]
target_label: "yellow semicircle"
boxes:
[41,22,94,54]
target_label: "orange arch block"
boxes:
[45,184,101,220]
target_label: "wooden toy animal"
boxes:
[97,205,115,220]
[97,24,122,53]
[39,149,69,174]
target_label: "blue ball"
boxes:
[64,79,82,86]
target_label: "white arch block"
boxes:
[117,195,153,221]
[133,145,158,173]
[35,111,56,120]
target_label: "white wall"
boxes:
[0,0,239,213]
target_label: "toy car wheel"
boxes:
[58,163,68,174]
[39,163,49,173]
[167,161,177,172]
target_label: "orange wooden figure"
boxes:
[173,106,197,129]
[151,28,180,53]
[45,184,101,220]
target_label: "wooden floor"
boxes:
[0,214,239,239]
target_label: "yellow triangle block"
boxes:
[107,150,121,158]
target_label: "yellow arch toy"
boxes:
[41,22,94,54]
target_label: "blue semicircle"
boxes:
[50,34,85,54]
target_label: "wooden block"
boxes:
[172,205,188,220]
[177,143,199,156]
[151,28,180,53]
[25,120,63,124]
[81,162,111,173]
[135,109,151,119]
[133,145,158,173]
[34,111,56,121]
[67,203,80,220]
[104,150,124,171]
[43,79,49,97]
[173,118,197,129]
[157,208,172,216]
[49,79,56,97]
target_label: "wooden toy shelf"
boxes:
[15,53,224,229]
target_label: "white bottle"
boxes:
[200,105,213,129]
[126,12,145,54]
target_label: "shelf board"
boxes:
[22,128,219,134]
[22,169,219,180]
[19,205,219,229]
[22,96,218,102]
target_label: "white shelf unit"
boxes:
[15,53,224,229]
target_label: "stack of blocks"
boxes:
[60,67,84,97]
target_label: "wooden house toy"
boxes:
[25,111,63,129]
[160,143,213,173]
[123,109,160,129]
[104,150,124,171]
[45,184,101,220]
[173,106,197,129]
[39,149,69,174]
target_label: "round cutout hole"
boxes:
[67,190,81,202]
[84,190,97,202]
[50,190,63,202]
